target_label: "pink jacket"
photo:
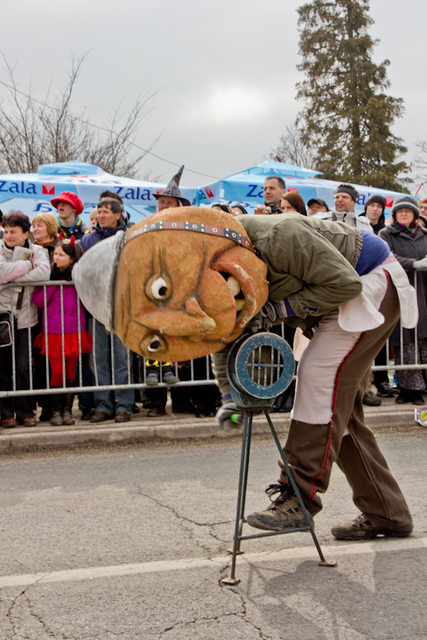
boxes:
[32,282,86,334]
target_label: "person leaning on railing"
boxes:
[0,212,50,428]
[380,197,427,405]
[32,238,92,426]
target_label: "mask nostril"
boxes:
[147,335,163,352]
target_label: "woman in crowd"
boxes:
[31,213,60,420]
[280,192,307,216]
[380,197,427,404]
[31,213,59,261]
[32,238,92,425]
[0,212,50,427]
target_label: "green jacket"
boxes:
[239,214,364,331]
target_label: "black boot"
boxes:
[395,388,412,404]
[62,381,75,426]
[50,390,64,426]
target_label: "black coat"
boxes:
[379,223,427,345]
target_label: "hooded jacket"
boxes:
[0,239,50,328]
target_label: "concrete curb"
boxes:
[0,396,423,453]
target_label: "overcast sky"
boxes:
[2,0,426,190]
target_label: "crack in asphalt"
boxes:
[134,485,232,555]
[5,576,69,640]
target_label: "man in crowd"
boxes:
[363,194,387,235]
[0,212,50,427]
[307,198,328,216]
[313,183,372,232]
[153,165,191,212]
[51,192,87,240]
[80,198,134,423]
[417,197,427,218]
[99,190,130,226]
[254,177,286,215]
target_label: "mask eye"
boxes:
[147,334,164,353]
[151,277,169,300]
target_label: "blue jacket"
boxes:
[80,222,127,252]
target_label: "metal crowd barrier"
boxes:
[0,281,217,399]
[0,276,424,400]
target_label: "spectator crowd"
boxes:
[0,166,426,428]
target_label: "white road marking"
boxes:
[0,536,425,589]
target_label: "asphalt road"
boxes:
[0,432,426,639]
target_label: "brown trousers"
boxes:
[282,281,413,531]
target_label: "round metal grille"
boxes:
[228,333,295,399]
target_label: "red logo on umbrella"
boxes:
[385,196,394,208]
[288,187,299,193]
[204,187,214,198]
[42,183,55,195]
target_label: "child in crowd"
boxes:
[32,238,92,426]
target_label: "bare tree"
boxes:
[269,123,317,170]
[0,54,159,178]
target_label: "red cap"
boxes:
[51,191,84,215]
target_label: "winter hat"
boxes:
[153,166,191,207]
[307,198,328,209]
[391,196,419,220]
[51,191,84,215]
[364,195,386,214]
[231,203,248,215]
[334,183,360,202]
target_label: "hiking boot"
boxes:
[146,373,159,386]
[246,482,313,531]
[331,513,413,540]
[362,391,381,406]
[163,371,180,385]
[22,417,37,427]
[1,418,17,428]
[50,412,63,426]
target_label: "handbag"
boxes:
[0,312,12,348]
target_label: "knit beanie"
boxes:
[364,195,386,214]
[391,196,419,220]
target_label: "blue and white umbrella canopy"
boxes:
[0,161,197,224]
[195,160,413,218]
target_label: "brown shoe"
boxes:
[331,513,413,540]
[90,410,114,423]
[1,418,17,428]
[22,417,37,427]
[115,411,131,423]
[246,482,313,531]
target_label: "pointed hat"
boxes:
[153,165,191,206]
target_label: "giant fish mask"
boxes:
[73,207,268,361]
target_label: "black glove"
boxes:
[255,299,286,323]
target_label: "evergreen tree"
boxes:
[295,0,409,190]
